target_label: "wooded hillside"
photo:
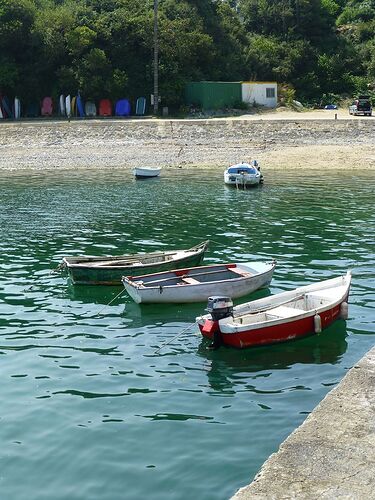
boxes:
[0,0,374,109]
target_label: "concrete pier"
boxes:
[232,346,375,499]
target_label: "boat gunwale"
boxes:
[216,273,351,334]
[61,241,209,269]
[229,272,351,315]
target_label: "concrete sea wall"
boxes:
[232,346,375,499]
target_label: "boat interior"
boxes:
[227,166,258,175]
[90,254,177,267]
[232,287,341,326]
[138,265,252,287]
[63,242,208,268]
[64,252,179,267]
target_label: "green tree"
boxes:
[0,0,38,94]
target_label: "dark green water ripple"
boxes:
[0,168,374,500]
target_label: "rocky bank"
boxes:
[1,116,375,170]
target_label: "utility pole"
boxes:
[153,0,159,115]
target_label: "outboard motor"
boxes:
[206,296,233,321]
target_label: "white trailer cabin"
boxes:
[242,81,278,108]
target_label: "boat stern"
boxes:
[196,316,218,340]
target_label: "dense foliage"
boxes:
[0,0,374,109]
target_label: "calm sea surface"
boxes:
[0,168,374,500]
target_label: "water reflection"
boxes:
[197,321,348,392]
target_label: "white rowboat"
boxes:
[122,261,276,304]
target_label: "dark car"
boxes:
[349,95,372,116]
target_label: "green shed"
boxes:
[185,81,242,110]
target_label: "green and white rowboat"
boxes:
[61,241,209,285]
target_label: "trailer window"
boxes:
[266,88,275,98]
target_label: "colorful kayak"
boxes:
[65,95,71,117]
[1,96,13,118]
[99,99,112,116]
[136,97,146,115]
[41,97,53,116]
[59,94,65,116]
[14,97,21,119]
[26,102,39,117]
[71,96,77,116]
[85,101,97,117]
[115,99,131,116]
[77,95,85,117]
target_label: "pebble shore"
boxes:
[1,115,375,171]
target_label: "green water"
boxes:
[0,168,374,500]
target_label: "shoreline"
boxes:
[1,114,375,171]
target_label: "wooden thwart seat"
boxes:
[182,277,200,285]
[230,267,252,277]
[266,305,306,319]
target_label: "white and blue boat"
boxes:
[224,161,263,187]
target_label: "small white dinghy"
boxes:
[224,161,262,187]
[122,261,276,304]
[133,167,161,179]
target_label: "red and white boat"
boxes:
[196,271,351,349]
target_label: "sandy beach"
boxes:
[1,108,375,171]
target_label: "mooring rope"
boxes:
[96,288,127,316]
[49,262,65,274]
[154,321,198,354]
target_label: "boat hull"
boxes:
[65,251,206,285]
[224,173,261,187]
[133,167,161,178]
